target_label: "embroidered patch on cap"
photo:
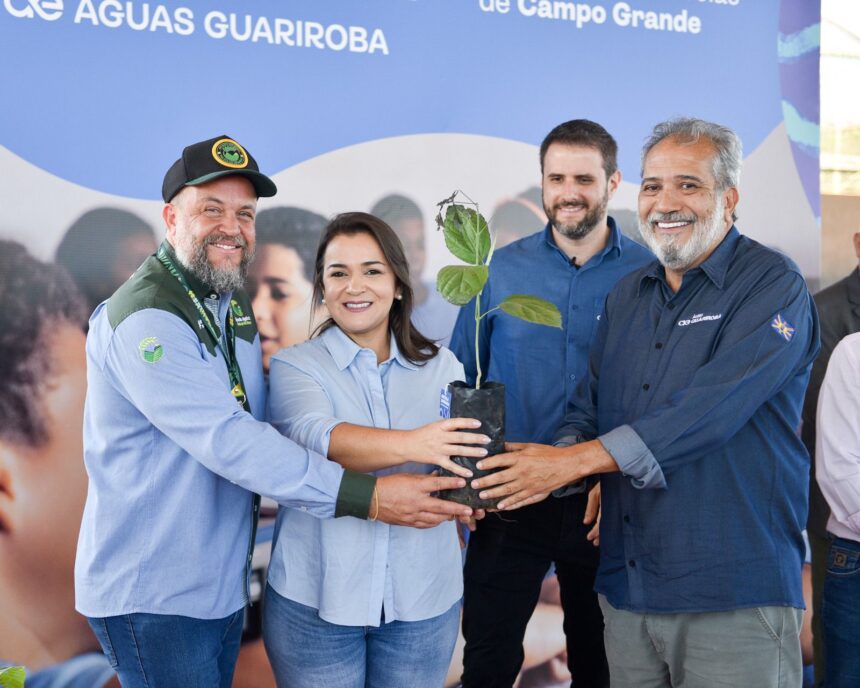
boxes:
[771,314,795,342]
[211,138,249,169]
[139,336,164,363]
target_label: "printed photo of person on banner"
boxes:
[0,241,118,688]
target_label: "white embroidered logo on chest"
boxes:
[677,313,722,327]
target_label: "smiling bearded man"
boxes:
[169,187,256,293]
[469,118,820,688]
[450,119,654,688]
[638,192,726,272]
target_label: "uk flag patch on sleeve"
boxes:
[771,313,795,342]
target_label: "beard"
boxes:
[175,232,255,294]
[543,186,609,239]
[545,187,610,240]
[638,196,726,272]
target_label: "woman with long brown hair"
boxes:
[263,212,486,687]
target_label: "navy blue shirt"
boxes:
[556,228,820,613]
[450,220,653,444]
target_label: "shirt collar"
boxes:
[605,216,624,256]
[639,225,740,293]
[540,217,623,264]
[322,325,419,371]
[697,225,739,288]
[160,239,221,299]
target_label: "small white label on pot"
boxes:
[439,387,451,419]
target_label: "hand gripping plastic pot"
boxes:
[437,380,505,509]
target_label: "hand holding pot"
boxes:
[469,441,566,510]
[406,418,490,478]
[471,440,619,511]
[375,473,473,528]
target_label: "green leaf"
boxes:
[0,666,26,688]
[443,205,491,264]
[498,295,563,328]
[436,265,489,306]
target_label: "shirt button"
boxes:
[569,374,576,381]
[642,383,650,391]
[628,559,636,568]
[623,515,631,523]
[655,342,663,349]
[667,303,675,310]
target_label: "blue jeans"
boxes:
[262,584,459,688]
[822,536,860,688]
[87,609,244,688]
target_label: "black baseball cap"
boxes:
[161,135,278,202]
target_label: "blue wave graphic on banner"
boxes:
[778,24,820,61]
[778,0,820,218]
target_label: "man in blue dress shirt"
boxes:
[474,118,820,687]
[75,135,471,687]
[450,120,653,688]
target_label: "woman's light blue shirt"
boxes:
[267,326,465,626]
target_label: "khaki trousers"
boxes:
[599,595,803,688]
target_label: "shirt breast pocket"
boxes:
[495,312,563,363]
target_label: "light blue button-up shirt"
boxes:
[75,252,353,620]
[267,326,464,626]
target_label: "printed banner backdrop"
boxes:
[0,2,820,687]
[1,0,819,277]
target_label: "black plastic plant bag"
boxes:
[437,380,505,509]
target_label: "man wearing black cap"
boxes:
[75,136,472,687]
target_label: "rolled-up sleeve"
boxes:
[598,424,665,489]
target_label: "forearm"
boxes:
[328,423,412,472]
[559,439,620,486]
[472,439,620,510]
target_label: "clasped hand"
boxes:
[375,473,475,529]
[468,442,581,510]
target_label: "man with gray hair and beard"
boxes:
[75,135,472,687]
[472,118,819,687]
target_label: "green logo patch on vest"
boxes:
[231,299,254,327]
[212,139,248,169]
[139,336,164,363]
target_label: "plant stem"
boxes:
[475,292,482,389]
